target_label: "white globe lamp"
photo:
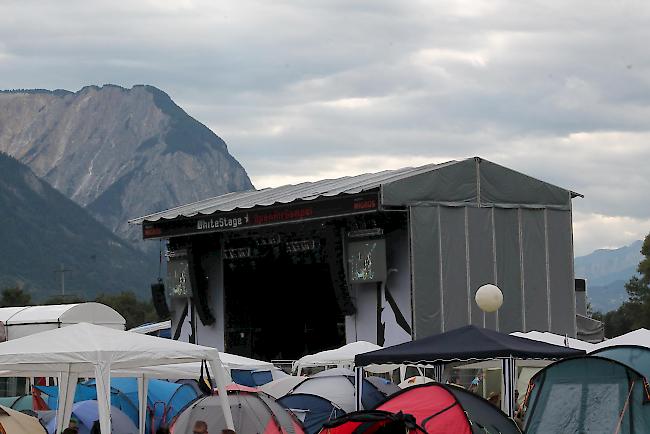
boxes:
[475,284,503,313]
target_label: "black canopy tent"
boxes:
[353,325,584,417]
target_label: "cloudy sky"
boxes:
[1,0,649,255]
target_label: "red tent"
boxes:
[376,383,520,434]
[319,410,427,434]
[376,384,470,434]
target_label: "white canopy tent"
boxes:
[0,323,234,434]
[294,341,383,374]
[591,328,650,350]
[510,331,596,351]
[0,303,126,340]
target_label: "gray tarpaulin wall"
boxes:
[384,158,578,338]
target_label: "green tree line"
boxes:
[0,288,163,329]
[593,233,650,338]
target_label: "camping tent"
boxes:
[0,322,233,434]
[45,400,138,434]
[294,342,382,374]
[355,325,584,416]
[0,303,125,340]
[0,396,32,412]
[523,356,650,433]
[283,371,388,413]
[261,376,308,399]
[172,385,305,434]
[0,404,45,434]
[376,383,521,434]
[319,410,427,434]
[590,345,650,381]
[36,378,198,432]
[278,393,346,434]
[365,377,400,397]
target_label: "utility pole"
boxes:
[54,264,72,296]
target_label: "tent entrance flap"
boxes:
[224,252,345,361]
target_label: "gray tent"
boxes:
[524,356,650,433]
[172,387,305,434]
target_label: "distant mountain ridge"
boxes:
[575,240,643,312]
[0,152,156,300]
[0,84,253,244]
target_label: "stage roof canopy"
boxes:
[129,157,581,225]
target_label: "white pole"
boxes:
[94,361,112,434]
[56,366,77,434]
[209,359,235,430]
[138,375,149,434]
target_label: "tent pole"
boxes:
[209,358,235,430]
[501,357,516,417]
[56,366,77,434]
[94,361,112,434]
[138,375,149,434]
[355,366,363,411]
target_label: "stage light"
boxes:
[475,284,503,312]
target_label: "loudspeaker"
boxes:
[151,280,170,320]
[188,248,216,326]
[324,227,356,315]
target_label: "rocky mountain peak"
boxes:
[0,84,253,244]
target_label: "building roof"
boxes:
[130,157,581,225]
[130,161,457,223]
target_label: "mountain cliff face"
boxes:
[0,85,253,243]
[0,152,156,299]
[575,240,643,312]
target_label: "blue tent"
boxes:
[231,369,275,387]
[35,378,197,432]
[524,356,650,433]
[278,393,345,434]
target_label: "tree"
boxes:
[0,286,32,307]
[43,294,86,305]
[95,291,158,329]
[597,233,650,337]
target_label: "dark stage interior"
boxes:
[223,232,346,361]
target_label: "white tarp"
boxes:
[510,331,596,351]
[294,341,381,374]
[0,323,234,434]
[591,328,650,350]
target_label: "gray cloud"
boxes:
[1,0,649,255]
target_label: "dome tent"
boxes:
[590,345,650,380]
[0,404,46,434]
[172,385,305,434]
[45,400,137,434]
[283,371,387,413]
[523,356,650,434]
[376,383,521,434]
[278,393,345,434]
